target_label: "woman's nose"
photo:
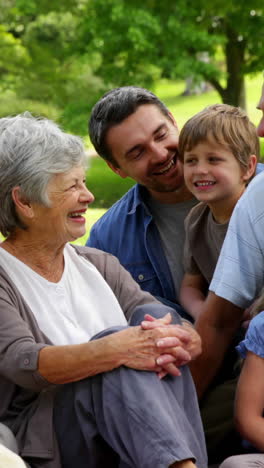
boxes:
[81,185,95,204]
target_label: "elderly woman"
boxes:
[0,114,207,468]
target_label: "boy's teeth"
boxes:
[196,181,215,186]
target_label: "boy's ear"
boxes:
[106,161,128,179]
[242,154,257,182]
[12,186,34,218]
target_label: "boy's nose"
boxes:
[196,162,209,174]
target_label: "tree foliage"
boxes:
[0,0,263,130]
[79,0,264,107]
[0,0,105,134]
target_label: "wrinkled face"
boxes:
[257,83,264,137]
[106,104,185,199]
[183,139,256,207]
[31,166,94,244]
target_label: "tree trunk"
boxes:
[221,24,246,109]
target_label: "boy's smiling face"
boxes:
[183,138,256,215]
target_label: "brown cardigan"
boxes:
[0,245,158,467]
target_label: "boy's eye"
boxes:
[209,156,221,162]
[184,158,196,164]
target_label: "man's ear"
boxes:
[242,154,257,182]
[106,161,128,179]
[12,187,34,218]
[168,111,178,130]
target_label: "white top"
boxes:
[0,444,26,468]
[0,244,127,345]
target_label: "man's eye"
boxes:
[157,132,167,140]
[132,150,143,160]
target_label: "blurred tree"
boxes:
[78,0,264,107]
[1,0,263,128]
[0,0,104,133]
[0,24,29,87]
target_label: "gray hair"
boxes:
[0,113,86,236]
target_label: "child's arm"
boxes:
[180,272,208,321]
[235,351,264,451]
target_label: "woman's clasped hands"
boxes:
[113,312,201,380]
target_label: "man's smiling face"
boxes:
[105,104,186,201]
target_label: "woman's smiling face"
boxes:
[31,166,94,244]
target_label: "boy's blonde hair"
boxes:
[178,104,260,180]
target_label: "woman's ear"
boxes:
[11,187,34,218]
[242,154,257,182]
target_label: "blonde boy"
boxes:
[179,104,259,320]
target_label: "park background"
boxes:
[1,1,263,244]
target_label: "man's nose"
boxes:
[149,142,168,162]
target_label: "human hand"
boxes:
[241,307,252,329]
[141,313,193,378]
[181,321,202,360]
[141,313,201,359]
[112,325,191,377]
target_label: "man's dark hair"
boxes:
[89,86,170,165]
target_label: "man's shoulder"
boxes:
[90,184,149,234]
[94,184,139,226]
[256,161,264,175]
[234,170,264,221]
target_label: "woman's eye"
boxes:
[68,184,77,190]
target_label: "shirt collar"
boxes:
[128,184,150,215]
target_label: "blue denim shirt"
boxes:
[87,184,176,304]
